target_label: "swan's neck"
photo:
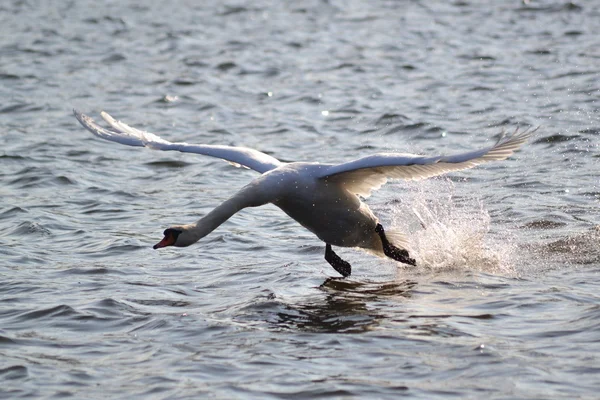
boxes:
[182,186,263,246]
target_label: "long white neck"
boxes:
[180,184,266,246]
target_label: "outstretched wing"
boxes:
[73,110,283,174]
[318,128,535,197]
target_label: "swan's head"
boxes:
[153,226,196,249]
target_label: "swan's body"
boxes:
[262,163,383,250]
[74,110,533,276]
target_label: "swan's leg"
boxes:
[375,224,416,266]
[325,244,352,277]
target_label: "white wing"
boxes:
[318,128,535,197]
[73,110,283,174]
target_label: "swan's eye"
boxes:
[164,228,182,238]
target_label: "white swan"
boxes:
[74,109,533,277]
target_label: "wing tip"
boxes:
[498,125,539,148]
[72,108,85,122]
[72,108,95,130]
[100,110,111,121]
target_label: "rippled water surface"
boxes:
[2,1,600,398]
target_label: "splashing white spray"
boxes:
[386,179,517,274]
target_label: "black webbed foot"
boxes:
[325,244,352,277]
[375,223,417,266]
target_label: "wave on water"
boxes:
[531,226,600,268]
[387,179,517,275]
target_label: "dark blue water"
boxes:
[1,1,600,398]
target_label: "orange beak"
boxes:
[153,232,176,249]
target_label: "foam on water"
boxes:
[387,179,517,275]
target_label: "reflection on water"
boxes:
[273,279,416,333]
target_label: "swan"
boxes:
[74,109,533,277]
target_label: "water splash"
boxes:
[387,179,517,275]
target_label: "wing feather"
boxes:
[73,110,282,174]
[319,128,535,197]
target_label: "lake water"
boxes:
[1,1,600,398]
